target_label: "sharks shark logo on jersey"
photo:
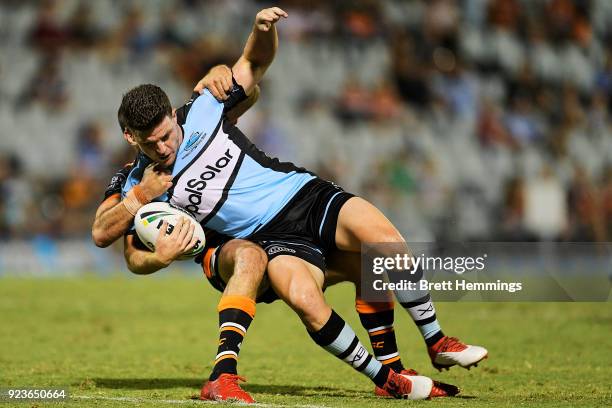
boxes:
[181,131,206,159]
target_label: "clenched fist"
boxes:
[139,163,172,201]
[255,7,288,32]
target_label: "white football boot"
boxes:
[428,336,488,371]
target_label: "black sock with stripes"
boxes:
[358,308,406,372]
[308,310,390,387]
[209,307,253,381]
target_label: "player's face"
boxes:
[135,114,182,168]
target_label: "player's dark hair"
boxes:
[118,84,172,134]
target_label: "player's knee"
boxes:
[348,225,404,247]
[288,285,328,328]
[233,241,268,279]
[374,227,404,244]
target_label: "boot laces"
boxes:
[437,336,466,352]
[218,374,248,394]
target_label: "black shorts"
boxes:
[201,178,355,303]
[248,178,355,268]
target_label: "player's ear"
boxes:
[123,129,138,147]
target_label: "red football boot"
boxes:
[379,370,434,400]
[375,369,419,397]
[428,336,488,371]
[200,374,255,403]
[375,369,459,398]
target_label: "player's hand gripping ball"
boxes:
[135,202,205,260]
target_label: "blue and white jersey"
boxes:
[123,87,315,238]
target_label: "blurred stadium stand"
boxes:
[0,0,611,273]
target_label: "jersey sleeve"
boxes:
[103,162,134,201]
[222,77,248,112]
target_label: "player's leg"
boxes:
[200,239,267,403]
[266,255,437,400]
[326,252,406,373]
[326,251,459,397]
[334,197,488,371]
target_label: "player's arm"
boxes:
[124,218,197,275]
[225,85,259,125]
[232,7,288,95]
[92,194,127,247]
[91,164,172,248]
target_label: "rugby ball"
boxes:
[134,202,205,259]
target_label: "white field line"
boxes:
[73,395,329,408]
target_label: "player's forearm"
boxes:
[124,244,168,275]
[242,24,278,71]
[92,202,135,247]
[92,188,148,247]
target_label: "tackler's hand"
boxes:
[194,65,233,101]
[255,7,288,32]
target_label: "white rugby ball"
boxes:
[134,202,205,259]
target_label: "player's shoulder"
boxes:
[105,152,151,200]
[176,78,247,126]
[177,90,224,126]
[103,159,136,200]
[175,92,200,125]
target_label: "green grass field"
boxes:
[0,275,610,407]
